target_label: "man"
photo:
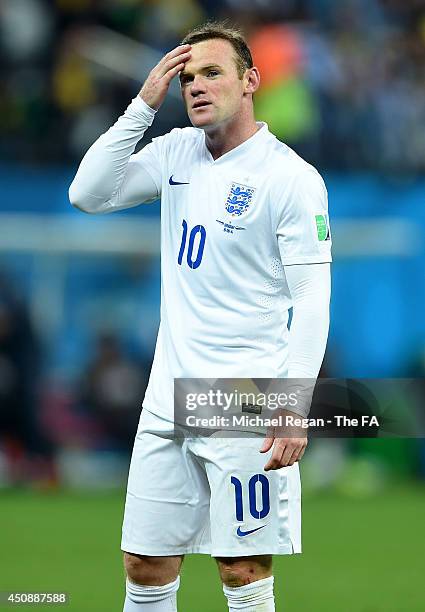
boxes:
[69,22,331,612]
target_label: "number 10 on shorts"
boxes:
[231,474,270,521]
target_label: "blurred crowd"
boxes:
[1,0,425,173]
[0,271,151,487]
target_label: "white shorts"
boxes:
[121,409,301,557]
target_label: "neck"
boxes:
[204,112,259,160]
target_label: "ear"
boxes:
[244,67,260,95]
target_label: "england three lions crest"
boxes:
[225,182,255,217]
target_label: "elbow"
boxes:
[69,182,87,212]
[68,182,104,214]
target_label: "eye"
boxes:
[207,70,219,77]
[180,75,193,85]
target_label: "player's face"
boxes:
[179,39,247,129]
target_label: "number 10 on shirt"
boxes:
[178,219,206,269]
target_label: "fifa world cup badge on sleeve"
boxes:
[315,214,331,241]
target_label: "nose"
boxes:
[190,74,206,97]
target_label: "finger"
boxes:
[295,445,307,463]
[264,442,285,472]
[157,52,191,79]
[260,427,275,453]
[162,62,186,84]
[288,439,308,465]
[162,44,191,63]
[259,436,274,453]
[279,443,296,467]
[287,446,302,466]
[156,45,191,72]
[157,48,191,75]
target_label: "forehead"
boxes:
[184,38,238,72]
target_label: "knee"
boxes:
[123,552,182,586]
[216,555,273,587]
[124,553,153,584]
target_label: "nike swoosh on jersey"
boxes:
[169,175,190,185]
[236,525,266,537]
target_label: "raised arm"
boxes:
[69,45,191,214]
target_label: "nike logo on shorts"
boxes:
[169,175,190,185]
[236,525,266,537]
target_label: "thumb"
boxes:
[260,435,274,453]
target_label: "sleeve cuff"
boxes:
[127,95,157,125]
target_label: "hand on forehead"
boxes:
[182,38,237,74]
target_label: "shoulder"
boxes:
[263,138,328,224]
[266,137,326,201]
[161,126,203,148]
[269,137,325,185]
[142,127,203,162]
[134,127,203,166]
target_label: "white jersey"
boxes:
[132,118,332,420]
[70,97,327,561]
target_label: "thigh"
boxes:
[194,434,301,557]
[121,410,211,556]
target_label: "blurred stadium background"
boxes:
[0,1,424,610]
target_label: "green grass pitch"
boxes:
[0,483,424,611]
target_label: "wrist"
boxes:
[125,95,157,126]
[137,93,157,114]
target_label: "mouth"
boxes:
[192,100,211,110]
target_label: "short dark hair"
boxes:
[181,21,253,79]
